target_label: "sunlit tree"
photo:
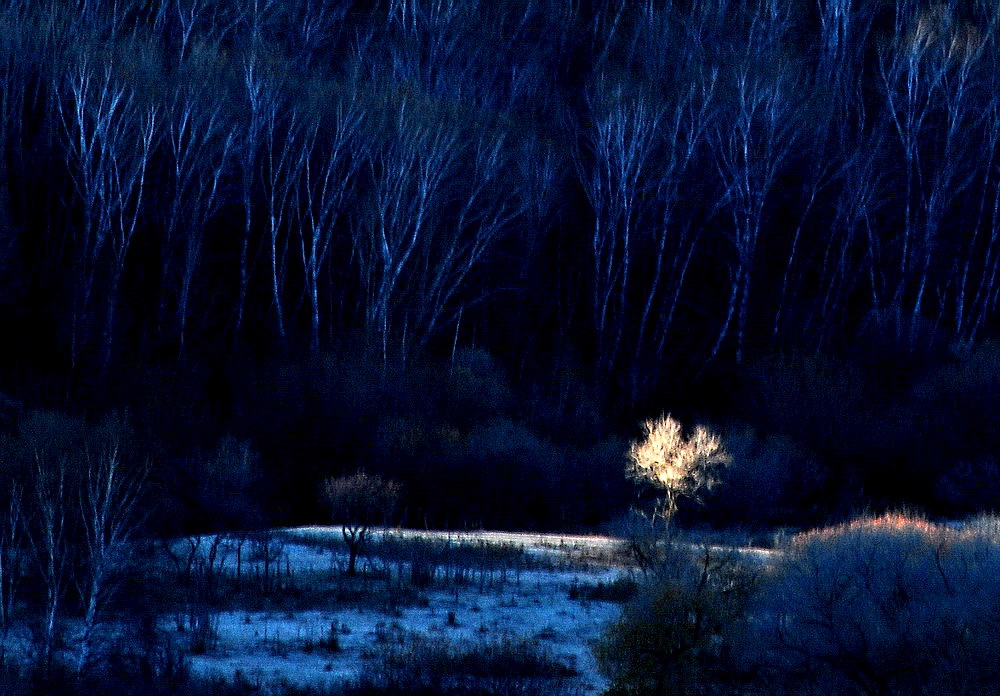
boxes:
[627,414,730,526]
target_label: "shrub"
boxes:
[304,622,341,655]
[594,545,756,696]
[708,425,827,527]
[463,419,566,529]
[751,514,1000,695]
[569,577,638,603]
[356,632,580,695]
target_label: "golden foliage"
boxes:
[626,414,730,522]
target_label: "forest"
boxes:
[2,0,1000,535]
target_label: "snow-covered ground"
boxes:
[171,527,634,694]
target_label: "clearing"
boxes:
[170,526,644,694]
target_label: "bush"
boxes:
[355,631,580,695]
[707,425,827,527]
[594,544,756,696]
[366,533,531,589]
[569,577,638,603]
[751,514,1000,695]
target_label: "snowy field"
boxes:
[142,517,1000,695]
[167,526,640,694]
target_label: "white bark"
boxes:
[76,440,147,674]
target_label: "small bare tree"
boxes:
[322,472,400,576]
[627,414,730,526]
[25,452,69,673]
[0,482,22,664]
[75,436,149,674]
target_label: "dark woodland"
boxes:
[1,0,1000,535]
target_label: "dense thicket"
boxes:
[2,0,1000,530]
[598,515,1000,695]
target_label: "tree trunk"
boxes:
[347,546,358,576]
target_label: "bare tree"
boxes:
[876,1,985,347]
[178,0,206,45]
[575,74,664,373]
[769,81,845,349]
[25,452,69,673]
[573,2,723,395]
[805,133,885,351]
[75,429,149,674]
[0,15,28,284]
[348,8,540,360]
[262,102,306,347]
[322,472,400,576]
[951,93,1000,349]
[233,45,306,346]
[162,86,234,357]
[587,0,628,69]
[56,59,158,373]
[0,482,22,664]
[295,95,364,351]
[239,0,280,45]
[357,89,528,362]
[357,98,459,362]
[234,52,269,337]
[410,127,528,352]
[515,130,563,266]
[627,414,730,527]
[815,0,877,112]
[168,0,242,68]
[56,59,127,374]
[288,0,350,70]
[632,59,718,381]
[707,4,800,365]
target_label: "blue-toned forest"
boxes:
[2,0,998,530]
[5,1,1000,694]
